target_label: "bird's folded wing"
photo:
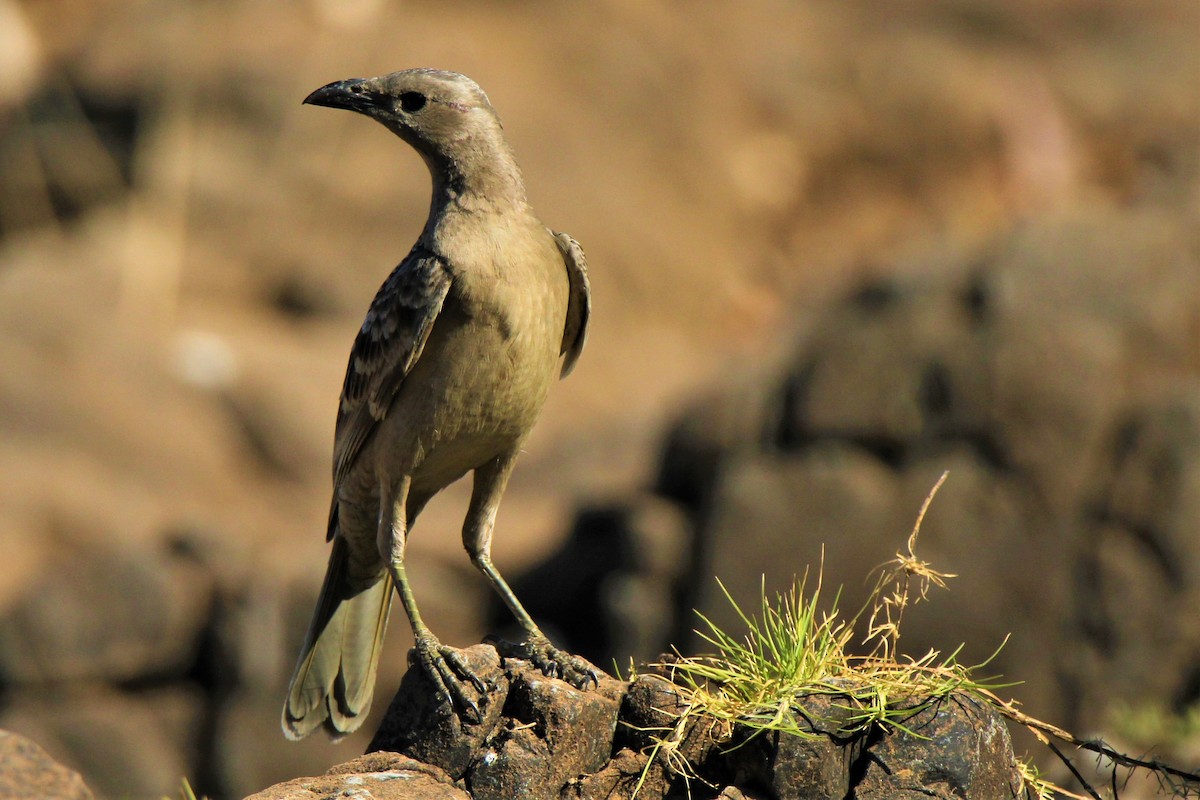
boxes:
[553,231,591,378]
[332,246,453,493]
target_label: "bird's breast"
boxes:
[372,246,566,492]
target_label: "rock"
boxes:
[367,644,512,779]
[241,752,469,800]
[615,673,687,753]
[0,729,94,800]
[466,667,623,800]
[369,643,625,799]
[722,692,859,800]
[849,693,1034,800]
[726,689,1029,800]
[255,658,1032,800]
[561,748,660,800]
[616,672,725,778]
[714,787,769,800]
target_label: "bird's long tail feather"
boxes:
[282,536,393,740]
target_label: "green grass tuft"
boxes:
[634,472,1064,798]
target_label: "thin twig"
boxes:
[1047,739,1103,800]
[984,690,1200,785]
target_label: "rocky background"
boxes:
[0,0,1196,798]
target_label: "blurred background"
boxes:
[0,0,1196,797]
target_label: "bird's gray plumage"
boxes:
[283,68,593,740]
[333,247,452,493]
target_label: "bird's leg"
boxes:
[464,454,599,690]
[380,477,486,722]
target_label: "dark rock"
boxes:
[723,692,859,800]
[616,672,725,779]
[616,673,688,753]
[367,644,511,779]
[722,690,1029,800]
[369,643,625,798]
[503,665,623,769]
[561,748,660,800]
[242,752,469,800]
[467,666,623,800]
[0,729,94,800]
[849,693,1034,799]
[466,726,555,800]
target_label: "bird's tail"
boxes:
[282,535,393,740]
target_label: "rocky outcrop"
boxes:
[0,730,95,800]
[249,644,1034,800]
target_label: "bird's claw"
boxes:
[489,633,600,690]
[410,634,487,724]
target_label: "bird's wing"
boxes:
[331,245,453,500]
[553,231,591,378]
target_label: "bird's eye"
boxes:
[399,92,427,113]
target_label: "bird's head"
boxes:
[304,69,505,161]
[305,69,524,206]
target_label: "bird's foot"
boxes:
[489,632,600,690]
[409,633,488,724]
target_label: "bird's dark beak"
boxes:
[303,78,380,113]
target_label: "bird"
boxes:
[282,68,594,740]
